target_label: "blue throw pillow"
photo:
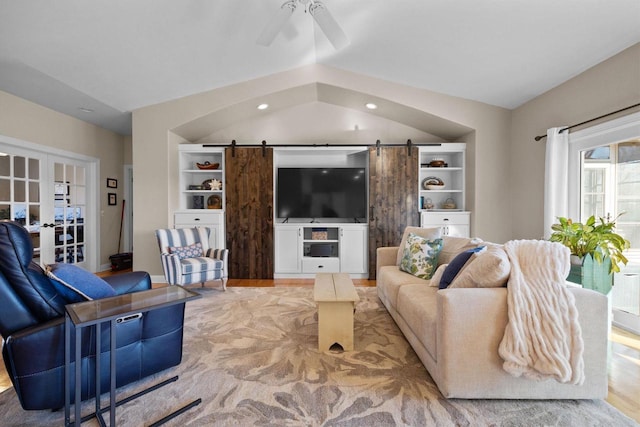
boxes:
[46,263,117,303]
[439,246,485,289]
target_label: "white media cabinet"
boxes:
[273,147,369,278]
[274,223,368,279]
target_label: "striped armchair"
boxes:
[155,227,228,290]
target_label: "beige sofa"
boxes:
[376,231,609,399]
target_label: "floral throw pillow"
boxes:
[399,233,443,280]
[170,242,204,259]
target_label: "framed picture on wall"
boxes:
[108,193,117,206]
[107,178,118,188]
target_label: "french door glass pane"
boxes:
[54,161,85,264]
[0,155,9,174]
[616,141,640,254]
[0,178,8,202]
[28,158,39,179]
[14,156,25,178]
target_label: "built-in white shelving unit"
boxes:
[174,144,226,249]
[419,143,470,237]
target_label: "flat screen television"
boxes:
[277,168,367,220]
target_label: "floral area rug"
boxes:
[0,287,636,426]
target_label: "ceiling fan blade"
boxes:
[309,1,349,50]
[257,0,297,46]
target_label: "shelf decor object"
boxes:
[312,227,328,240]
[442,198,457,209]
[207,195,222,209]
[202,178,222,190]
[196,161,219,170]
[422,176,445,190]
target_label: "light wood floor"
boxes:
[1,274,638,423]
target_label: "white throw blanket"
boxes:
[498,240,585,385]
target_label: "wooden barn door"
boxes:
[225,147,274,279]
[368,146,419,279]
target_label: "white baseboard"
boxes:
[613,309,640,335]
[151,274,168,284]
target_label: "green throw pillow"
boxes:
[399,233,443,280]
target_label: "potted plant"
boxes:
[550,215,630,294]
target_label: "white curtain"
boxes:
[543,127,569,239]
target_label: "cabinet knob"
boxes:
[194,218,201,221]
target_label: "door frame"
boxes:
[0,134,100,271]
[123,164,133,253]
[568,111,640,334]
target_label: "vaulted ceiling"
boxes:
[1,0,639,135]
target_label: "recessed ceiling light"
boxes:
[365,103,377,110]
[257,103,269,110]
[78,107,94,113]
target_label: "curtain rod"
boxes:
[534,102,640,141]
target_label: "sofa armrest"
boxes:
[103,271,151,295]
[160,253,181,285]
[435,287,608,398]
[207,248,229,278]
[376,247,399,275]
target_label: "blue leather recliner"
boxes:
[0,220,187,410]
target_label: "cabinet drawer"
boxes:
[302,257,340,273]
[174,211,223,225]
[421,211,470,225]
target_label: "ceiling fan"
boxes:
[257,0,349,50]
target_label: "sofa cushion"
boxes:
[399,233,443,280]
[397,284,439,362]
[428,263,448,287]
[396,227,442,266]
[170,242,204,259]
[438,236,483,266]
[378,266,430,309]
[46,263,117,303]
[439,246,485,289]
[450,244,510,288]
[180,257,224,274]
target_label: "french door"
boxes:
[0,141,97,270]
[569,113,640,334]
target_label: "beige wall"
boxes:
[0,89,128,269]
[133,64,512,276]
[510,43,640,240]
[124,135,133,165]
